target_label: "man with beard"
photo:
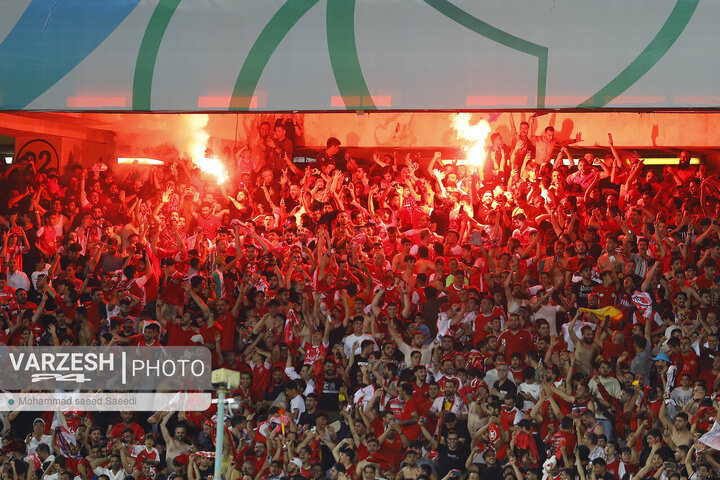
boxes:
[569,262,601,309]
[91,453,129,480]
[160,412,190,473]
[315,358,345,414]
[570,239,596,273]
[254,121,273,167]
[497,313,533,360]
[510,119,533,170]
[430,378,468,421]
[99,238,124,272]
[388,324,433,366]
[669,150,696,185]
[568,310,601,374]
[156,299,196,346]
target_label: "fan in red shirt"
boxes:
[159,304,197,346]
[124,323,162,347]
[498,313,533,359]
[131,435,160,471]
[82,288,107,335]
[300,316,330,367]
[592,270,619,307]
[678,336,699,379]
[395,384,421,440]
[215,297,239,352]
[473,297,506,343]
[0,278,14,305]
[108,411,146,442]
[548,417,577,457]
[159,260,187,308]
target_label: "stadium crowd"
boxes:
[0,113,719,480]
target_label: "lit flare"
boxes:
[451,113,491,167]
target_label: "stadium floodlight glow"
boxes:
[117,157,165,166]
[641,157,700,165]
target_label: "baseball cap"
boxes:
[652,353,671,363]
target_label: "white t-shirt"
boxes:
[93,467,127,480]
[518,382,542,412]
[533,303,563,336]
[26,434,52,455]
[342,333,376,358]
[290,394,306,419]
[397,342,433,366]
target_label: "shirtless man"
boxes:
[397,449,422,480]
[531,125,582,166]
[597,234,626,275]
[160,411,191,472]
[658,405,693,447]
[568,311,601,374]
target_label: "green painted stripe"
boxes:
[132,0,181,111]
[230,0,319,110]
[579,0,699,108]
[326,0,375,110]
[423,0,549,108]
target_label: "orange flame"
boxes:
[451,113,491,167]
[197,156,228,184]
[186,114,228,184]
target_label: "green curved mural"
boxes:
[0,0,711,111]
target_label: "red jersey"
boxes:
[301,341,328,365]
[82,300,104,333]
[109,422,145,441]
[592,284,617,307]
[548,430,577,456]
[473,307,506,343]
[198,322,223,345]
[680,351,699,380]
[498,328,533,359]
[165,321,196,346]
[132,445,160,469]
[160,271,186,307]
[216,312,236,351]
[0,285,14,305]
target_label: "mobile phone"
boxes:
[451,470,462,477]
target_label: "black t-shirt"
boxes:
[436,444,467,478]
[268,137,294,170]
[264,383,285,402]
[587,242,603,260]
[348,354,371,390]
[430,208,450,233]
[598,176,620,195]
[197,466,212,480]
[493,379,518,399]
[477,465,503,480]
[298,409,321,428]
[319,210,339,231]
[284,195,300,213]
[439,421,471,445]
[572,279,601,309]
[319,375,343,411]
